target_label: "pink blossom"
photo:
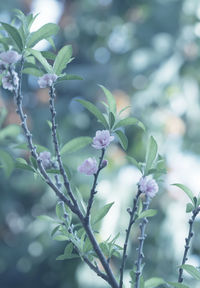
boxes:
[39,151,52,169]
[2,71,19,91]
[92,130,114,150]
[78,158,98,175]
[138,176,159,198]
[0,50,21,64]
[38,74,57,88]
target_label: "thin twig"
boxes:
[134,195,150,288]
[119,189,142,288]
[49,86,78,208]
[178,207,200,283]
[85,148,105,224]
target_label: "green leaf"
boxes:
[51,225,60,237]
[144,277,165,288]
[145,136,158,174]
[1,22,23,50]
[41,51,56,60]
[172,184,194,204]
[181,264,200,280]
[28,48,53,73]
[115,130,128,150]
[23,67,44,77]
[76,99,109,129]
[53,45,73,75]
[27,23,59,47]
[0,107,7,128]
[109,112,115,129]
[60,136,92,155]
[98,85,116,115]
[57,74,83,81]
[0,124,20,141]
[53,235,69,241]
[167,282,189,288]
[127,155,142,172]
[186,203,194,213]
[15,157,35,172]
[0,149,14,177]
[56,202,65,220]
[138,209,157,219]
[92,202,114,225]
[56,243,79,260]
[37,215,56,222]
[114,117,145,131]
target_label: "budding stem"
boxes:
[134,195,150,288]
[119,189,142,288]
[178,207,200,283]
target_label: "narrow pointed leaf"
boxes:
[181,264,200,280]
[28,48,53,73]
[76,99,109,129]
[27,23,59,47]
[167,282,189,288]
[114,117,145,131]
[57,74,83,82]
[53,45,73,75]
[115,130,128,150]
[172,184,194,204]
[92,202,114,225]
[60,136,92,155]
[99,85,116,115]
[0,149,14,177]
[145,136,158,174]
[145,277,166,288]
[1,22,23,50]
[138,209,157,219]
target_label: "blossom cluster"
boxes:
[0,50,21,91]
[78,130,114,176]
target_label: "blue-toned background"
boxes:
[0,0,200,287]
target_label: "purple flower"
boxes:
[38,73,57,88]
[0,50,21,64]
[39,151,52,169]
[2,71,19,91]
[78,158,98,175]
[92,130,114,150]
[138,176,159,198]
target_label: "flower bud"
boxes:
[101,159,108,169]
[39,151,52,169]
[78,158,98,175]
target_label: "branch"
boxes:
[119,189,142,288]
[178,207,200,283]
[49,86,78,208]
[85,148,105,224]
[11,60,118,288]
[134,195,150,288]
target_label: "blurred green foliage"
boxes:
[0,0,200,287]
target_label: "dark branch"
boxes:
[85,148,105,224]
[178,207,200,283]
[119,189,142,288]
[134,195,150,288]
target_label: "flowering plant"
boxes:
[0,10,200,288]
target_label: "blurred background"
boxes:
[0,0,200,287]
